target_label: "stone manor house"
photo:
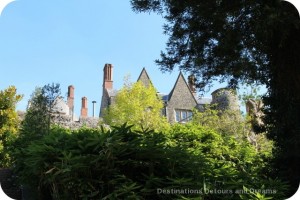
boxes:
[99,63,240,123]
[47,63,240,125]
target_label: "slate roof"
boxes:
[157,93,169,102]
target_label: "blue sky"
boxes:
[0,0,263,117]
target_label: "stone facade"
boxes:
[99,65,210,123]
[164,72,198,123]
[137,68,152,87]
[211,88,240,112]
[18,64,241,128]
[99,64,241,124]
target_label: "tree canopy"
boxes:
[131,0,300,195]
[19,83,61,146]
[131,0,299,90]
[0,86,22,166]
[103,81,169,131]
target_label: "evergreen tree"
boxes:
[19,83,61,145]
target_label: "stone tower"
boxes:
[211,88,240,112]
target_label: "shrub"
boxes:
[0,86,22,167]
[13,124,288,199]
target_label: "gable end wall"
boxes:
[166,75,197,123]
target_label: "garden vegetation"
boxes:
[0,83,290,200]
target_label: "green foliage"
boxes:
[191,106,273,156]
[13,124,287,199]
[0,86,22,167]
[17,83,61,148]
[10,83,61,188]
[191,107,245,138]
[103,81,169,132]
[131,0,300,193]
[131,0,299,90]
[238,84,263,106]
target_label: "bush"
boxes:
[13,124,288,199]
[0,86,22,167]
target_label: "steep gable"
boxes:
[166,72,198,123]
[168,72,197,103]
[137,68,152,88]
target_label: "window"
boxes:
[175,109,193,123]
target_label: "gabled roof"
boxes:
[137,68,152,87]
[167,72,198,104]
[52,96,69,115]
[105,68,152,99]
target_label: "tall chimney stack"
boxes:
[103,64,113,90]
[67,85,74,117]
[81,97,88,118]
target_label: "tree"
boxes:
[0,86,22,167]
[191,106,272,155]
[19,83,61,144]
[103,81,169,131]
[131,0,300,195]
[10,83,61,198]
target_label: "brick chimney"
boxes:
[188,75,196,96]
[81,97,88,118]
[103,64,113,90]
[67,85,74,116]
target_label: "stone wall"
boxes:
[137,68,152,88]
[211,88,240,112]
[52,114,100,129]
